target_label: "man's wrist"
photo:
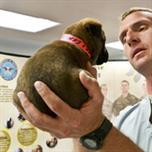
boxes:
[80,117,113,150]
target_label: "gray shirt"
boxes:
[112,96,152,152]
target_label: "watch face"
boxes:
[84,138,97,149]
[0,59,18,81]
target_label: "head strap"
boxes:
[60,34,92,58]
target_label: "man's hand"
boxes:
[17,70,104,138]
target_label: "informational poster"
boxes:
[96,61,145,101]
[96,61,145,120]
[0,53,73,152]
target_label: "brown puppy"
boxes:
[13,18,108,117]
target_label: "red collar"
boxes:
[60,34,92,58]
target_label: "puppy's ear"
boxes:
[85,22,102,37]
[96,30,109,64]
[85,23,109,64]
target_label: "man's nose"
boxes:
[126,30,139,47]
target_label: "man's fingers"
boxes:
[34,81,78,122]
[79,70,102,101]
[16,87,85,138]
[17,92,50,125]
[17,91,62,131]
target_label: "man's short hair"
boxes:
[121,80,129,85]
[121,7,152,21]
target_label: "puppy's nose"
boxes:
[103,47,109,62]
[96,47,109,65]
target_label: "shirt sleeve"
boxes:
[112,97,152,152]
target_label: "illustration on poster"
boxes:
[0,59,18,81]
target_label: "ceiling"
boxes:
[0,0,151,60]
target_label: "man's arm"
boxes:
[16,71,142,151]
[16,70,104,138]
[73,126,143,152]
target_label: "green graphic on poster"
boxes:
[0,129,11,152]
[17,121,37,146]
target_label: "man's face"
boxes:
[121,82,129,94]
[119,11,152,76]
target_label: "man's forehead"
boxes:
[119,11,152,38]
[120,11,152,26]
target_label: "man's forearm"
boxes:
[73,127,143,152]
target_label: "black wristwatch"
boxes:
[80,117,112,150]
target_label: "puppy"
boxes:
[13,18,108,117]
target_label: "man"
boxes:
[112,80,139,116]
[17,7,152,151]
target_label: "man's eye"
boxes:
[138,25,147,31]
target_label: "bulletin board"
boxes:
[0,53,73,152]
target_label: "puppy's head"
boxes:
[63,18,108,65]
